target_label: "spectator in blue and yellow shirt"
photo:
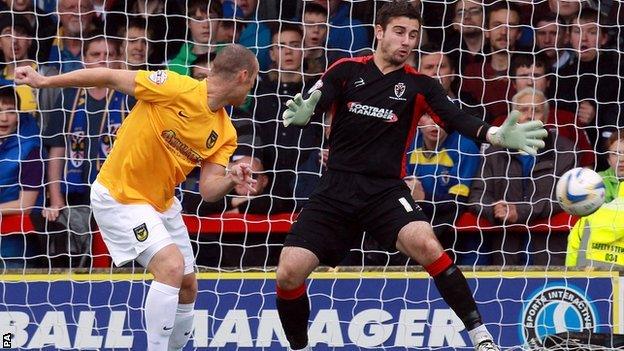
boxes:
[405,113,481,264]
[0,86,44,268]
[42,33,134,267]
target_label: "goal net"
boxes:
[0,0,622,349]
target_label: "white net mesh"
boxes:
[0,0,622,349]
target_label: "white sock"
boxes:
[468,324,493,346]
[167,302,195,351]
[145,281,180,351]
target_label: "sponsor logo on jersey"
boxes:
[521,284,597,347]
[133,223,149,242]
[161,130,204,164]
[206,130,218,149]
[354,77,365,87]
[148,70,168,85]
[347,102,398,122]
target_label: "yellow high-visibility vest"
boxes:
[566,183,624,268]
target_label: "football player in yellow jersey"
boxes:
[16,44,259,351]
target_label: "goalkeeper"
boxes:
[15,44,259,351]
[275,1,547,351]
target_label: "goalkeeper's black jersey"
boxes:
[311,55,491,179]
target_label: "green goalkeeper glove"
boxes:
[487,110,548,155]
[282,90,322,127]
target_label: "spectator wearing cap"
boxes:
[233,0,273,71]
[0,85,44,268]
[1,0,57,62]
[0,13,60,130]
[168,0,222,76]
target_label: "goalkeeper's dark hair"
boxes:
[0,85,20,110]
[211,44,258,78]
[375,0,422,30]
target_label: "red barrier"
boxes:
[183,213,297,234]
[454,211,579,232]
[0,212,577,236]
[1,212,577,268]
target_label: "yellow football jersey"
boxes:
[97,70,237,212]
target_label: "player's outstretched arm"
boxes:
[282,90,322,127]
[14,66,138,97]
[199,161,257,202]
[486,110,548,155]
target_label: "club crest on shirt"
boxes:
[206,130,219,149]
[133,223,149,242]
[100,123,121,157]
[148,70,168,85]
[69,131,86,167]
[394,83,405,98]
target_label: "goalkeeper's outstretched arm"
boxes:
[14,66,138,97]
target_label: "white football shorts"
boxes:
[90,180,195,274]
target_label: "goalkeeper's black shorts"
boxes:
[284,169,428,267]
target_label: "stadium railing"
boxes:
[0,212,578,267]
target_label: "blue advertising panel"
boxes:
[0,272,618,350]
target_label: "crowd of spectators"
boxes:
[0,0,623,268]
